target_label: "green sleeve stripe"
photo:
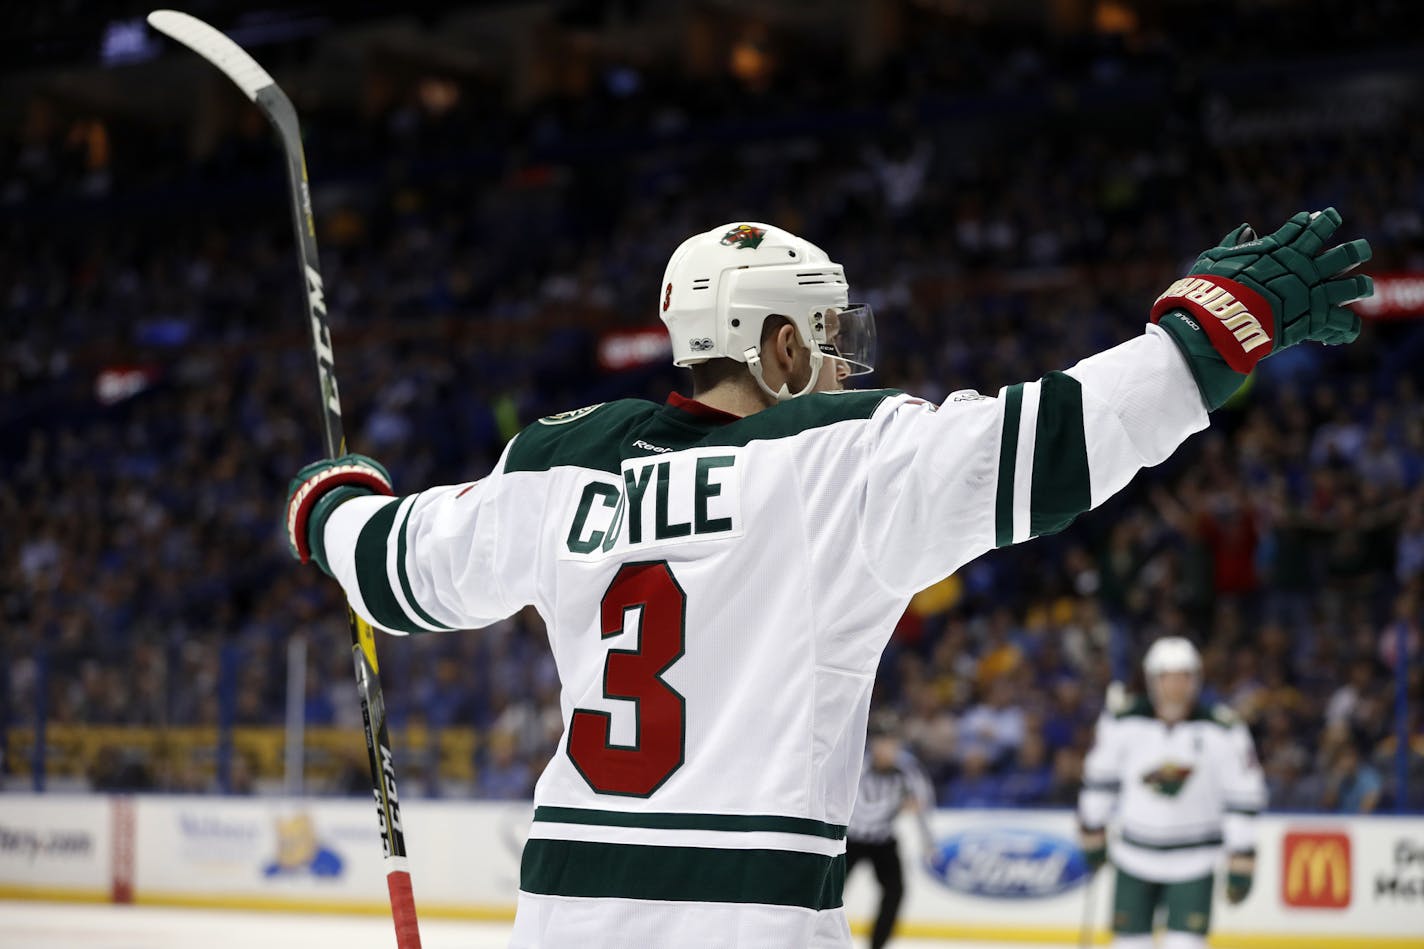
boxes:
[353,498,426,635]
[994,383,1024,547]
[1225,805,1261,816]
[395,494,455,631]
[534,806,846,840]
[1029,371,1091,538]
[521,838,845,910]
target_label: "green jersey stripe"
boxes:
[1028,371,1091,538]
[1120,830,1224,851]
[504,391,901,475]
[520,838,846,911]
[995,383,1024,547]
[394,494,454,631]
[533,806,847,840]
[352,499,426,634]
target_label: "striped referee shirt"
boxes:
[848,751,936,844]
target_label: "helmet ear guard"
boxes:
[739,302,878,402]
[743,337,826,402]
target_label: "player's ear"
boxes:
[774,323,799,366]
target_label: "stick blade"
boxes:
[147,10,275,101]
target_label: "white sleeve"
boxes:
[1078,714,1124,829]
[1221,721,1268,853]
[859,324,1209,594]
[322,447,540,634]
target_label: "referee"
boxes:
[847,711,936,949]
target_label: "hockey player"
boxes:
[845,711,935,949]
[1078,637,1268,949]
[286,213,1368,948]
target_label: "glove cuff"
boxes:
[1153,309,1252,411]
[1151,274,1276,373]
[288,462,394,566]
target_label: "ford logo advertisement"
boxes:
[926,829,1091,899]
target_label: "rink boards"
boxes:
[0,794,1419,947]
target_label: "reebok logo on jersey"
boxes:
[564,451,742,559]
[633,439,672,454]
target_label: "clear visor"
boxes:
[812,304,876,377]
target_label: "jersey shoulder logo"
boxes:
[539,403,605,426]
[719,224,766,249]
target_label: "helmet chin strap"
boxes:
[743,346,823,402]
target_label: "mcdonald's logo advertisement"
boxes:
[1282,831,1351,909]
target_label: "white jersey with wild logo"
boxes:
[1079,697,1268,883]
[323,324,1209,947]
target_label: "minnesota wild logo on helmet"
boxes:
[720,224,766,249]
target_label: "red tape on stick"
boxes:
[387,870,423,949]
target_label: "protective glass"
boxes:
[813,304,876,376]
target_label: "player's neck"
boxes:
[692,380,776,418]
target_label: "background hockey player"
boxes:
[846,711,935,949]
[286,211,1368,947]
[1078,637,1268,949]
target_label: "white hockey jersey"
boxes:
[1078,697,1268,883]
[323,324,1210,948]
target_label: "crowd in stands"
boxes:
[3,0,1421,811]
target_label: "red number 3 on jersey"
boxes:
[567,561,687,797]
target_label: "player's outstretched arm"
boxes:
[856,209,1372,595]
[1076,713,1123,873]
[286,450,533,634]
[1221,716,1267,904]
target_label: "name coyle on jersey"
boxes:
[564,451,742,558]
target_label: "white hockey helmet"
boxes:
[1143,637,1202,678]
[658,222,876,400]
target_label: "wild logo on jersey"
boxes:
[1141,762,1194,797]
[564,450,743,559]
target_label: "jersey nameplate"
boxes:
[562,449,743,560]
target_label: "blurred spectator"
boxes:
[477,730,533,801]
[1324,741,1383,814]
[940,747,1002,808]
[958,679,1025,769]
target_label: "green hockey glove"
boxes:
[1080,825,1108,874]
[1226,851,1255,904]
[286,454,394,576]
[1151,208,1373,409]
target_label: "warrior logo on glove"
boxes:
[1153,277,1272,366]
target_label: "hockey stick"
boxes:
[146,12,421,948]
[1078,868,1099,949]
